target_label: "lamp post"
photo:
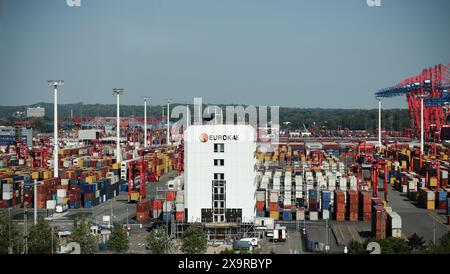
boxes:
[166,99,171,146]
[419,92,429,155]
[377,97,382,148]
[143,97,149,148]
[47,80,64,178]
[113,89,124,163]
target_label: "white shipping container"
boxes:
[57,197,65,204]
[46,200,56,210]
[176,203,184,212]
[57,189,67,198]
[401,185,408,193]
[163,201,174,212]
[269,191,279,203]
[309,211,318,221]
[61,179,69,186]
[256,191,265,201]
[392,228,402,238]
[296,208,305,221]
[426,190,435,201]
[176,191,184,203]
[322,209,330,220]
[2,184,13,192]
[95,190,100,198]
[2,192,13,200]
[389,212,402,229]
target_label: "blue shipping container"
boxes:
[83,200,93,208]
[256,211,265,217]
[309,189,317,198]
[282,211,292,221]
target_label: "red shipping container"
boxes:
[269,202,279,211]
[152,199,163,210]
[166,191,176,201]
[176,211,185,221]
[362,212,371,222]
[335,212,345,221]
[256,201,265,211]
[136,212,149,222]
[0,200,9,208]
[137,200,151,212]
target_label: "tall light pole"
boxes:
[166,99,171,146]
[419,92,429,155]
[113,89,124,163]
[48,80,64,178]
[143,97,149,148]
[377,97,382,147]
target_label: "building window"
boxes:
[214,159,225,166]
[212,179,226,223]
[214,143,225,153]
[214,173,224,180]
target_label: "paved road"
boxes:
[387,185,449,243]
[260,229,305,254]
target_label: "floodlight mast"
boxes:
[47,80,64,178]
[143,97,149,148]
[377,97,382,147]
[113,89,124,163]
[166,99,171,146]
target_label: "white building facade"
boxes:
[184,125,256,223]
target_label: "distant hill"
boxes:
[0,103,410,131]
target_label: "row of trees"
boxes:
[0,103,411,132]
[348,232,450,254]
[1,213,208,254]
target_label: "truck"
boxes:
[272,225,286,242]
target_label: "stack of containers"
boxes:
[359,191,372,222]
[175,190,185,221]
[269,190,279,220]
[308,189,318,221]
[296,207,305,221]
[136,200,151,222]
[273,172,281,191]
[436,190,447,210]
[349,176,358,191]
[371,198,386,239]
[295,175,303,207]
[68,185,81,208]
[2,183,13,208]
[334,190,345,221]
[22,183,33,207]
[441,169,448,186]
[347,190,359,221]
[387,211,402,238]
[260,175,270,190]
[339,177,348,191]
[162,200,174,222]
[418,188,435,209]
[56,186,67,205]
[282,209,292,221]
[36,183,48,209]
[284,172,292,209]
[152,199,163,219]
[321,190,331,220]
[256,190,265,217]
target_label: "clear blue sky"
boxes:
[0,0,449,108]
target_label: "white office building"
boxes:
[184,125,256,223]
